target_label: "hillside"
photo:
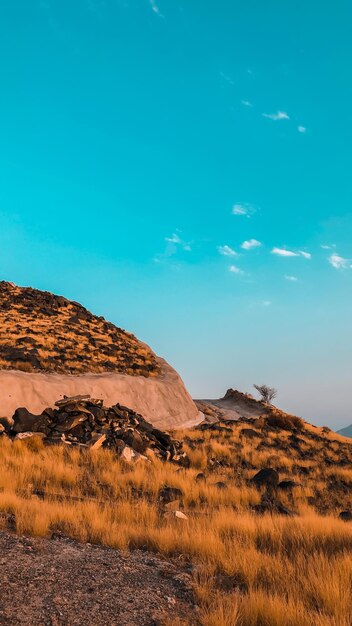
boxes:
[0,282,200,429]
[0,403,352,624]
[0,281,160,376]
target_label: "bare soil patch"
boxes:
[0,531,196,626]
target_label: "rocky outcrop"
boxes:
[195,388,270,423]
[0,282,201,429]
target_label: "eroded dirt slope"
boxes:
[0,531,196,626]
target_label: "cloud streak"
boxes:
[218,245,237,257]
[271,248,311,259]
[285,275,298,281]
[232,203,255,217]
[328,253,350,270]
[262,111,290,121]
[241,239,262,250]
[271,247,298,257]
[150,0,164,17]
[229,265,244,275]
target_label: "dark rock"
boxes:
[158,486,183,504]
[240,428,262,439]
[195,472,206,482]
[251,468,279,488]
[121,429,148,454]
[277,480,299,490]
[339,511,352,522]
[8,395,187,466]
[214,481,227,490]
[12,408,51,434]
[252,495,294,516]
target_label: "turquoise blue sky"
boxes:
[0,1,351,427]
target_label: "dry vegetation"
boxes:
[0,281,160,375]
[0,414,352,625]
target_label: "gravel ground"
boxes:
[0,531,198,625]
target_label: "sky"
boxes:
[0,0,351,429]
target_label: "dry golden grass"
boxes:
[0,282,160,375]
[0,421,352,625]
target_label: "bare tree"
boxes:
[253,384,277,404]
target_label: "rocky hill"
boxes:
[195,388,272,422]
[0,281,159,376]
[0,282,200,429]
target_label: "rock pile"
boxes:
[4,395,189,466]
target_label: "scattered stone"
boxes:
[195,472,206,482]
[158,486,183,504]
[0,416,13,431]
[252,495,294,516]
[120,446,148,464]
[339,511,352,522]
[277,480,299,490]
[240,428,262,439]
[214,481,227,490]
[12,408,51,434]
[164,510,188,520]
[14,432,46,440]
[251,468,279,489]
[88,434,107,450]
[174,511,188,520]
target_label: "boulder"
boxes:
[251,468,279,489]
[339,511,352,522]
[252,495,294,516]
[12,408,50,434]
[277,480,299,490]
[120,445,148,464]
[158,486,183,504]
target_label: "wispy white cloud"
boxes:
[271,247,298,257]
[150,0,164,17]
[321,244,336,250]
[220,72,234,86]
[285,275,298,281]
[229,264,244,275]
[298,125,307,133]
[328,253,350,270]
[262,300,271,307]
[262,111,290,121]
[164,232,192,252]
[241,239,262,250]
[271,247,311,259]
[232,203,255,217]
[218,245,237,257]
[241,100,253,107]
[165,233,181,244]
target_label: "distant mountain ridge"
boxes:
[337,424,352,438]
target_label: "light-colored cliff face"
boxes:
[0,358,201,430]
[0,282,201,429]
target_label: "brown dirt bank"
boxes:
[0,531,197,626]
